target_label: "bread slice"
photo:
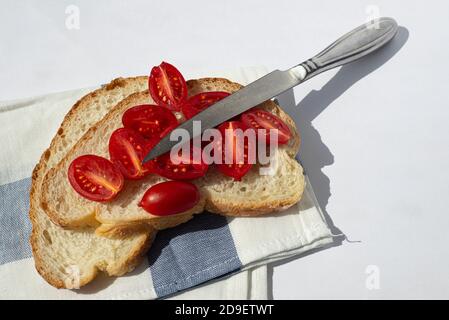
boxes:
[30,77,156,288]
[40,78,305,235]
[190,79,303,217]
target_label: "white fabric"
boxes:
[0,258,267,300]
[170,266,268,300]
[0,66,334,299]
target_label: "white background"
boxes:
[1,0,449,299]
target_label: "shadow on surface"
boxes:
[268,26,409,299]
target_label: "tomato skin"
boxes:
[139,181,200,216]
[149,62,188,111]
[241,108,291,145]
[68,155,124,202]
[181,91,230,119]
[108,128,154,180]
[215,121,253,181]
[122,104,178,141]
[150,145,208,180]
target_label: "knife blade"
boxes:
[143,17,398,163]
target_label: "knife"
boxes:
[143,17,398,163]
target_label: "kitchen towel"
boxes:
[169,265,268,300]
[0,66,336,299]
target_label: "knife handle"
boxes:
[294,17,398,81]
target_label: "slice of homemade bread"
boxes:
[40,78,305,235]
[30,77,156,288]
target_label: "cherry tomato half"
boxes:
[215,121,253,181]
[181,91,230,119]
[150,145,208,180]
[68,155,124,202]
[139,181,200,216]
[108,128,154,180]
[122,104,178,141]
[241,108,291,145]
[149,61,187,111]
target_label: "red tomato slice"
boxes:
[139,181,200,216]
[150,145,208,180]
[241,108,291,145]
[68,155,124,202]
[181,91,230,119]
[108,128,154,180]
[122,104,178,141]
[216,121,253,181]
[149,62,187,111]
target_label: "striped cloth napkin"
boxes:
[0,67,335,299]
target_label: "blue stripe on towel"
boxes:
[148,213,242,297]
[0,178,32,265]
[1,177,242,297]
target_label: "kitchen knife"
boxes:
[143,17,398,163]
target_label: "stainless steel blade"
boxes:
[143,17,398,163]
[143,68,305,162]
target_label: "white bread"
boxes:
[30,77,156,288]
[40,78,305,236]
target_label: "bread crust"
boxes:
[29,77,154,288]
[95,197,206,235]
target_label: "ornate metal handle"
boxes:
[296,17,398,81]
